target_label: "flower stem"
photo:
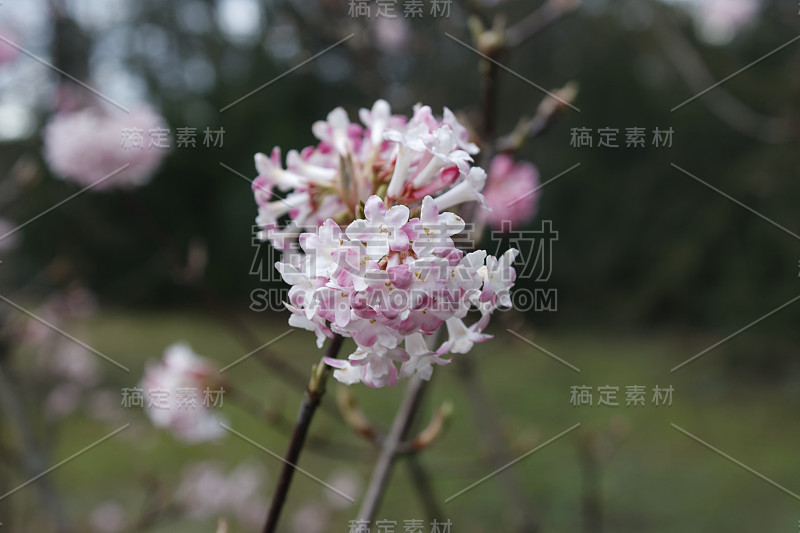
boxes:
[261,333,345,533]
[356,374,428,523]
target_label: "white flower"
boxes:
[399,333,450,381]
[299,219,345,277]
[312,106,352,156]
[410,125,473,188]
[288,309,332,348]
[384,122,428,198]
[256,148,316,192]
[443,107,480,155]
[442,317,492,354]
[359,99,393,149]
[345,195,410,260]
[325,345,408,388]
[431,167,488,212]
[411,195,466,257]
[255,191,311,230]
[479,248,519,310]
[286,149,337,185]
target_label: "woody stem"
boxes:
[356,374,428,523]
[261,333,345,533]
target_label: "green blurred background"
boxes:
[0,0,799,531]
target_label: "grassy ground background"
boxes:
[4,309,799,532]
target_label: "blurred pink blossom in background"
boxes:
[41,342,100,388]
[324,467,362,509]
[287,467,362,532]
[175,460,268,529]
[23,287,97,345]
[0,218,19,251]
[373,17,410,53]
[0,32,19,65]
[44,383,83,420]
[142,342,227,443]
[19,289,102,419]
[685,0,761,44]
[483,154,540,231]
[289,503,329,533]
[88,500,127,533]
[42,106,169,190]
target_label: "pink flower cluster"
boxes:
[277,195,518,388]
[256,101,524,387]
[252,100,485,249]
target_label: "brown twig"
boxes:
[474,18,506,164]
[495,83,579,153]
[505,0,581,49]
[229,387,369,461]
[261,333,345,533]
[355,374,429,523]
